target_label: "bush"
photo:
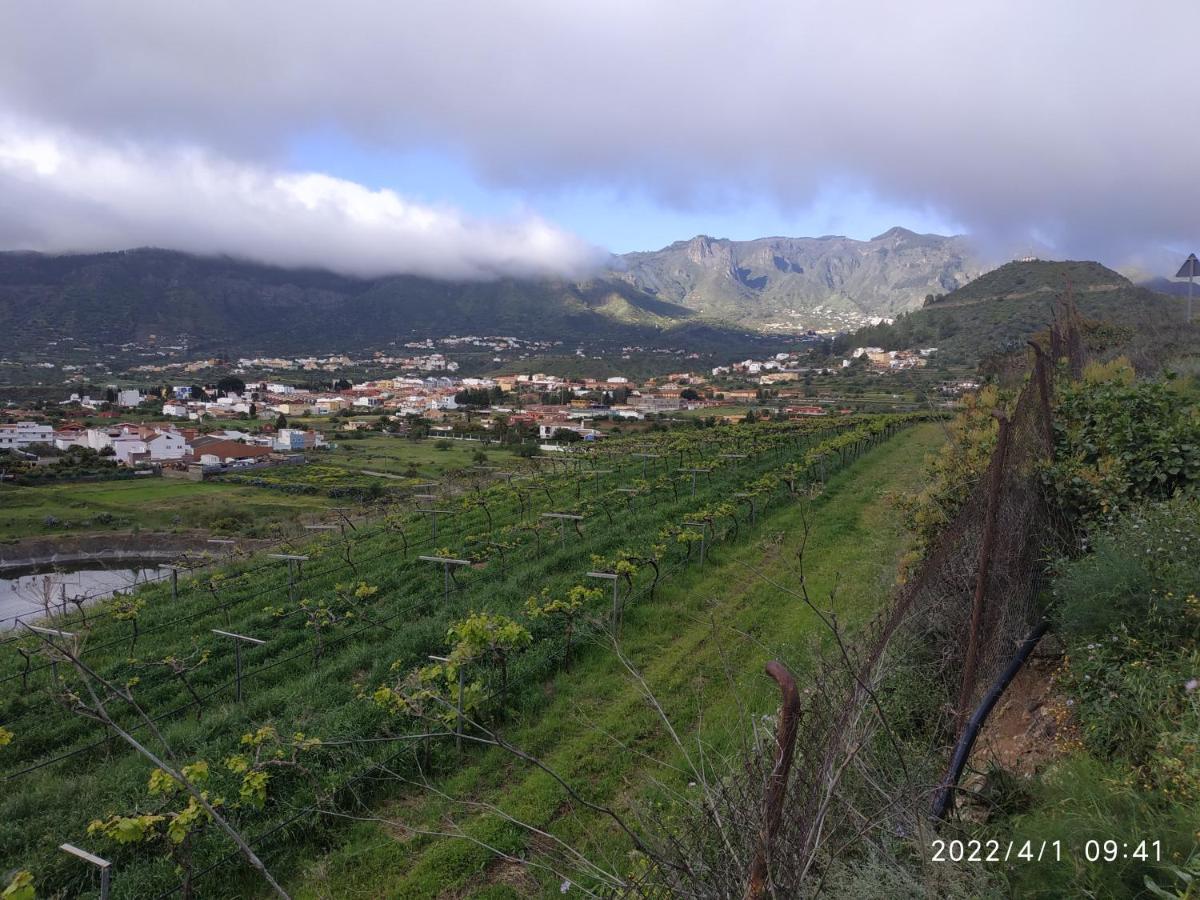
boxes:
[1051,495,1200,644]
[1044,362,1200,534]
[894,385,1004,574]
[1003,756,1198,899]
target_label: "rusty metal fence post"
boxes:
[744,660,800,900]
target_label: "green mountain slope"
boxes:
[0,248,721,358]
[849,259,1184,365]
[612,227,980,330]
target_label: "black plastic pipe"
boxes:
[931,618,1051,820]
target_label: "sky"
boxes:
[0,0,1196,280]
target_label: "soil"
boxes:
[967,638,1080,779]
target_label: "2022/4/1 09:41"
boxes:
[929,839,1162,863]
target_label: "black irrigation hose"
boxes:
[930,618,1051,820]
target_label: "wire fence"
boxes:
[638,296,1088,897]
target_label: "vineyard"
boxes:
[0,414,923,898]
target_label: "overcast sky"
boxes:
[1,0,1196,278]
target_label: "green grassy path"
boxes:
[288,423,943,899]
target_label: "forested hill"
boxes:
[849,259,1183,365]
[0,248,765,358]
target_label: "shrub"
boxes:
[1043,364,1200,534]
[893,384,1004,574]
[1050,496,1200,644]
[1003,756,1198,899]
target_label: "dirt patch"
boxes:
[968,643,1080,778]
[485,858,541,894]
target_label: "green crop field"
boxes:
[214,436,524,499]
[322,435,520,478]
[0,479,332,542]
[0,415,932,898]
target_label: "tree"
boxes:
[248,402,257,418]
[680,388,701,401]
[215,376,245,397]
[274,413,287,430]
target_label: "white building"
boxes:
[0,422,55,450]
[147,431,188,461]
[273,428,326,452]
[83,428,116,451]
[117,389,143,408]
[111,436,149,465]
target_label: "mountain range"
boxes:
[610,227,980,329]
[0,231,1185,365]
[0,248,706,359]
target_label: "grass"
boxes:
[215,436,525,497]
[321,436,521,480]
[0,437,520,543]
[288,422,944,899]
[0,478,332,541]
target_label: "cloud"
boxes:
[1,0,1197,264]
[0,124,602,279]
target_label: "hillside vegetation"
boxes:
[851,260,1185,366]
[0,250,780,361]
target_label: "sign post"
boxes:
[1178,254,1199,324]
